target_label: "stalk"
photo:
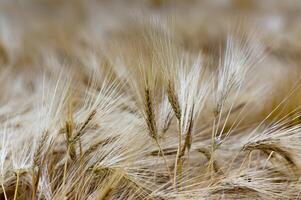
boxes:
[14,172,20,200]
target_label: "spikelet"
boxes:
[211,31,265,150]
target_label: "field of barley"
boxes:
[0,0,301,199]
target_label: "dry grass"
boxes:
[1,0,301,199]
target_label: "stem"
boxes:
[173,124,182,188]
[31,167,40,200]
[31,172,35,200]
[14,172,19,200]
[1,181,7,200]
[63,158,68,186]
[63,145,69,186]
[210,115,218,177]
[155,139,172,180]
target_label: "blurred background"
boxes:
[1,0,301,62]
[1,0,301,121]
